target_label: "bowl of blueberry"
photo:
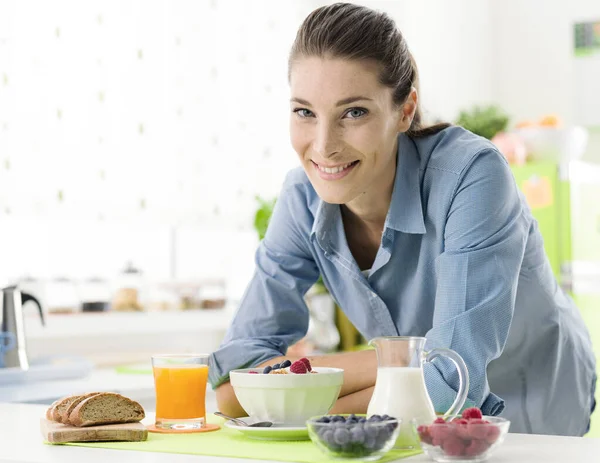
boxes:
[412,408,510,462]
[230,358,344,425]
[307,414,401,461]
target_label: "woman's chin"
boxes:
[313,187,354,205]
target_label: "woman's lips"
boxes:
[312,160,359,180]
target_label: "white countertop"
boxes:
[1,403,600,463]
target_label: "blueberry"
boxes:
[365,425,379,440]
[262,365,272,374]
[381,414,390,421]
[364,434,377,449]
[322,429,334,445]
[368,415,382,422]
[331,415,345,423]
[375,430,391,449]
[280,359,292,368]
[358,417,367,424]
[333,427,350,445]
[350,426,365,444]
[316,416,331,423]
[272,363,280,370]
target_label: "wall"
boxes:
[0,0,314,290]
[0,0,497,291]
[490,0,600,164]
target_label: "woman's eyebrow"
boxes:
[290,96,373,106]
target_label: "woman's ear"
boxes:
[397,87,418,132]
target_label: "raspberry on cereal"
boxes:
[298,357,312,371]
[290,360,308,374]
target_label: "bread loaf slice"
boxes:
[45,399,60,421]
[60,392,102,424]
[68,392,145,427]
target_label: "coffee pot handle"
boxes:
[21,292,45,326]
[424,348,470,420]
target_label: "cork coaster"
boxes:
[147,423,220,434]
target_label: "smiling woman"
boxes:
[210,2,596,438]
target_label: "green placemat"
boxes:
[57,415,422,463]
[114,363,152,375]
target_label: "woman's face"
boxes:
[289,57,413,205]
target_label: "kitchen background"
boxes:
[1,0,600,436]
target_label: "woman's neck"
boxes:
[342,155,397,233]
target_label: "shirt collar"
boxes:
[311,133,426,246]
[385,133,426,234]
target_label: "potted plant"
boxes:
[456,105,509,140]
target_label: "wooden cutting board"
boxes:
[40,418,148,443]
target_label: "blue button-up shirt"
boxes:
[210,127,596,436]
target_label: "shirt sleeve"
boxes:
[208,179,320,389]
[423,148,530,416]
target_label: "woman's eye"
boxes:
[293,108,314,118]
[344,108,368,119]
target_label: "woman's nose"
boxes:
[313,124,340,158]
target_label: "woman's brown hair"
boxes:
[289,2,450,138]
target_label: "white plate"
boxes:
[223,420,309,441]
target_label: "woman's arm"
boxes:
[216,349,377,417]
[424,149,528,416]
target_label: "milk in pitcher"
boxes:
[367,366,436,422]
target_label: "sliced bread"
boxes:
[45,399,60,421]
[60,392,102,424]
[68,392,145,427]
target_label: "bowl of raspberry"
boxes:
[412,408,510,462]
[307,414,401,461]
[229,358,344,425]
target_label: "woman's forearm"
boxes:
[216,349,378,417]
[329,386,375,415]
[256,349,377,397]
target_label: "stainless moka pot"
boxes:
[0,286,44,369]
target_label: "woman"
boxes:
[209,3,596,435]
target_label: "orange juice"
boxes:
[153,364,208,422]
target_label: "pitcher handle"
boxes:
[424,348,470,421]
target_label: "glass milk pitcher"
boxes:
[366,336,470,449]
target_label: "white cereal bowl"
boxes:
[229,367,344,426]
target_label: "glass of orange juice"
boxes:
[151,354,210,431]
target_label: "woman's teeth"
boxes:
[317,162,355,174]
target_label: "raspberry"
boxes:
[465,439,489,456]
[429,422,452,446]
[462,407,483,420]
[434,417,446,424]
[290,360,308,374]
[485,425,501,443]
[442,436,465,456]
[299,357,312,371]
[467,419,489,440]
[451,418,470,439]
[417,425,433,445]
